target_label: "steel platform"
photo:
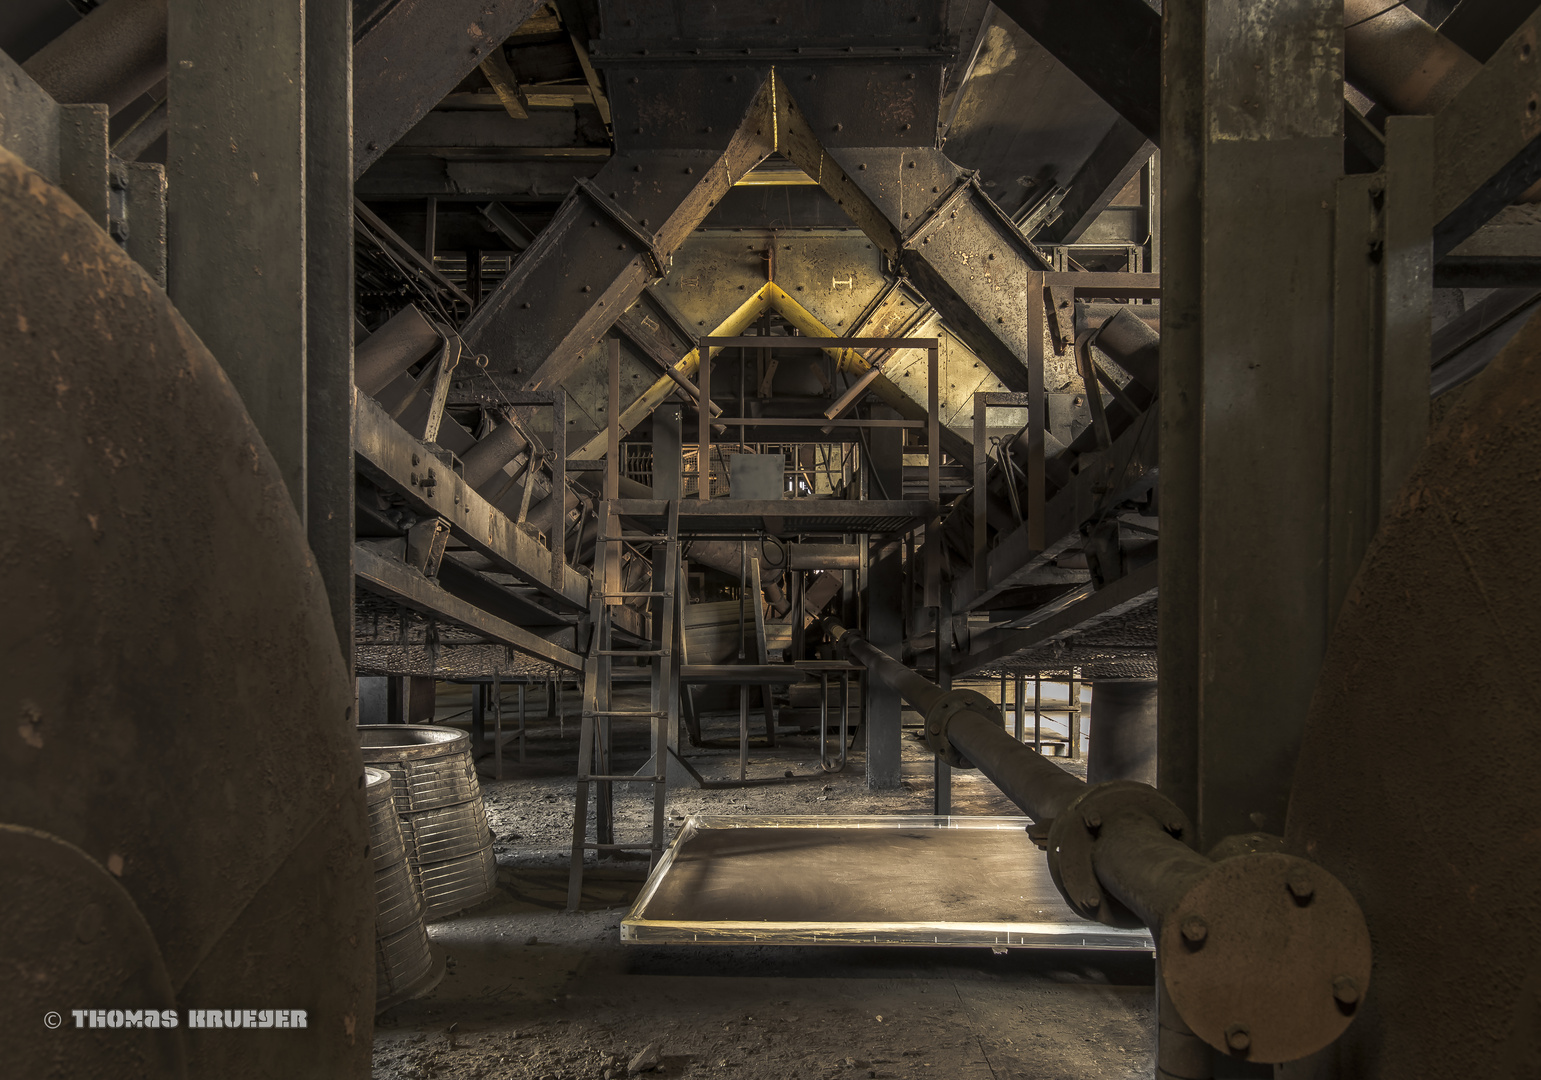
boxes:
[621,815,1155,951]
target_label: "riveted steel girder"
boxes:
[354,0,544,178]
[773,114,1051,392]
[568,280,976,467]
[458,79,777,398]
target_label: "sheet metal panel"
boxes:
[623,815,1154,951]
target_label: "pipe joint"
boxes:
[1045,780,1194,928]
[920,689,1001,769]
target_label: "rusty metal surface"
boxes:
[1285,308,1541,1079]
[1158,853,1372,1066]
[0,146,372,1077]
[1,824,186,1079]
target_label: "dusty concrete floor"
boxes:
[372,687,1153,1080]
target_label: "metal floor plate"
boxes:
[622,816,1155,951]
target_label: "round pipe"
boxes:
[829,618,1373,1064]
[1344,0,1481,115]
[355,306,440,397]
[23,0,168,117]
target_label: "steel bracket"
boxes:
[1045,780,1194,928]
[405,517,453,579]
[574,176,669,278]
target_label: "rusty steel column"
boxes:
[1088,679,1158,786]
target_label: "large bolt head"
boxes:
[1332,975,1360,1006]
[1225,1025,1251,1053]
[1287,868,1315,902]
[1181,915,1208,944]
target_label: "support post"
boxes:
[1159,0,1345,851]
[306,0,354,670]
[973,392,988,593]
[471,682,486,759]
[1014,673,1026,741]
[698,339,712,502]
[1068,670,1081,760]
[517,682,527,764]
[866,408,905,789]
[1034,673,1042,752]
[653,402,682,501]
[932,581,953,816]
[168,0,306,511]
[168,0,354,666]
[1026,275,1046,552]
[491,675,503,781]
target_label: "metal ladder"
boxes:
[566,499,679,911]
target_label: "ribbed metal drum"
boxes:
[359,726,497,920]
[365,767,435,1010]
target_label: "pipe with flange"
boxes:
[825,619,1373,1065]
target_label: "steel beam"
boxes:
[775,96,1053,391]
[956,398,1158,613]
[306,0,356,667]
[570,281,974,465]
[168,0,308,509]
[956,561,1159,676]
[1160,0,1344,856]
[1034,119,1155,247]
[990,0,1162,145]
[354,391,586,609]
[355,545,582,671]
[459,79,777,398]
[167,0,354,659]
[22,0,168,117]
[353,0,543,178]
[866,412,905,790]
[1432,6,1541,256]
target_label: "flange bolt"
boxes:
[1333,975,1360,1006]
[1287,869,1315,902]
[1180,915,1208,945]
[1225,1025,1251,1053]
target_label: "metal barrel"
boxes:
[365,767,435,1010]
[359,726,497,920]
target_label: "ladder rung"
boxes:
[582,842,662,851]
[582,775,665,783]
[596,648,667,656]
[592,709,667,717]
[604,591,667,598]
[608,533,676,543]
